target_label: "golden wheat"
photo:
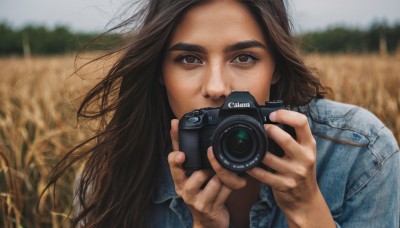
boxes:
[0,53,399,227]
[304,53,400,143]
[0,54,100,227]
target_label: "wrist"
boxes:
[283,189,335,228]
[192,214,229,228]
[193,221,229,228]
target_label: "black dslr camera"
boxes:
[179,91,294,174]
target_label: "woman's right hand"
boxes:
[168,119,232,228]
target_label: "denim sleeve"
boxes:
[335,126,400,227]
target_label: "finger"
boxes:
[247,167,294,191]
[262,152,291,174]
[168,151,187,187]
[197,175,232,210]
[269,110,313,145]
[261,152,306,177]
[184,170,214,196]
[198,175,223,207]
[265,124,317,179]
[214,184,232,206]
[170,119,179,151]
[265,124,301,159]
[207,147,247,190]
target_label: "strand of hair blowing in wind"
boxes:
[43,1,203,227]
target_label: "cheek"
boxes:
[164,79,180,111]
[232,69,273,104]
[250,80,271,104]
[162,67,193,118]
[252,64,274,103]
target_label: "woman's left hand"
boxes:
[246,110,335,227]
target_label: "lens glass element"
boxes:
[226,129,252,157]
[212,115,267,172]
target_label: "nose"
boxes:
[201,63,231,102]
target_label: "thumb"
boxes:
[170,119,180,151]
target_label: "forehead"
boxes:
[168,0,266,46]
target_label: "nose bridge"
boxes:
[202,59,231,99]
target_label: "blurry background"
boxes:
[1,0,400,55]
[1,0,400,32]
[0,0,399,227]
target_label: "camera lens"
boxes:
[212,115,267,172]
[224,128,253,159]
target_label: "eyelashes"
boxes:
[231,53,260,65]
[174,54,202,64]
[174,53,260,66]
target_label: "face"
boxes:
[163,0,275,119]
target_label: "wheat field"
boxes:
[0,53,399,227]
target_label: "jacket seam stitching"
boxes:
[345,149,399,200]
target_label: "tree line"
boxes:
[0,23,121,56]
[0,21,399,56]
[300,21,400,54]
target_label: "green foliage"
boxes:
[0,23,22,54]
[0,22,121,56]
[300,21,400,53]
[1,21,399,55]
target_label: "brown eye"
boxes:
[232,54,258,65]
[174,54,202,65]
[184,56,198,64]
[238,55,249,62]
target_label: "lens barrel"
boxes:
[212,115,267,172]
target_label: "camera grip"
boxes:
[179,129,202,172]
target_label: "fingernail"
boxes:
[269,111,276,122]
[207,147,213,158]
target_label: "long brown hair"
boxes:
[44,0,328,227]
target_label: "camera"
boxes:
[179,91,295,174]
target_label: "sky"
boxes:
[1,0,399,33]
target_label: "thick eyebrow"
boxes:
[167,40,267,53]
[224,40,267,53]
[167,43,206,53]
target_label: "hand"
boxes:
[168,119,231,228]
[246,110,335,227]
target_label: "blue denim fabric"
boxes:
[150,99,400,228]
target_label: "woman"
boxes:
[47,0,400,227]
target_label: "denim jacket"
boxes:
[150,99,400,228]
